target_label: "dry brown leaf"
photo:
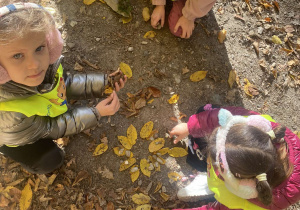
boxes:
[97,166,114,179]
[106,202,114,210]
[182,67,190,74]
[72,171,89,186]
[253,41,259,56]
[147,87,161,97]
[135,98,146,109]
[244,78,259,97]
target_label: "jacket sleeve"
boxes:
[0,106,100,146]
[64,71,108,100]
[187,106,259,138]
[182,0,216,21]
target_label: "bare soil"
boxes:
[0,0,299,209]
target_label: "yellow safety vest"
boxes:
[207,114,275,210]
[0,64,68,117]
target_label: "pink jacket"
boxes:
[177,106,300,210]
[152,0,216,21]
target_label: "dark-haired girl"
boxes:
[170,105,300,210]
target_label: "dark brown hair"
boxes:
[208,123,291,206]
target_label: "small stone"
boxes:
[257,27,264,34]
[67,43,75,49]
[111,124,115,127]
[138,180,142,186]
[96,38,100,42]
[141,41,148,45]
[264,24,272,30]
[128,47,133,52]
[249,30,255,36]
[162,186,166,193]
[70,21,77,27]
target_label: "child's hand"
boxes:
[170,123,189,144]
[96,91,120,116]
[151,5,165,29]
[174,16,195,39]
[114,75,127,92]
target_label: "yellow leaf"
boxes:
[83,0,96,5]
[93,143,108,156]
[104,86,113,94]
[168,172,182,181]
[118,136,132,150]
[190,71,208,82]
[140,159,151,177]
[99,0,106,3]
[142,7,150,22]
[132,193,151,204]
[119,62,132,78]
[168,94,179,104]
[272,35,282,44]
[130,165,140,183]
[149,138,165,153]
[140,121,154,139]
[153,182,162,193]
[119,158,136,171]
[113,146,126,156]
[160,192,170,202]
[136,204,151,210]
[143,31,156,39]
[127,124,137,145]
[218,29,227,43]
[168,147,188,157]
[156,147,169,155]
[122,15,132,24]
[243,78,259,97]
[19,183,32,210]
[147,99,154,104]
[228,70,237,89]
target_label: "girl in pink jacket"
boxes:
[151,0,216,38]
[170,105,300,209]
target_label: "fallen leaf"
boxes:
[74,62,83,71]
[120,158,136,171]
[168,147,188,157]
[113,146,126,156]
[153,182,162,193]
[190,71,208,82]
[130,165,140,183]
[83,0,96,5]
[132,193,151,204]
[19,183,32,210]
[244,78,259,97]
[142,7,150,21]
[147,86,161,97]
[73,171,89,186]
[253,41,259,56]
[136,204,151,210]
[127,124,137,145]
[284,25,295,33]
[143,31,156,39]
[93,143,108,156]
[182,67,190,74]
[122,15,132,24]
[107,202,114,210]
[168,94,179,104]
[97,166,114,179]
[140,159,151,177]
[156,147,169,155]
[147,99,154,104]
[218,29,227,43]
[281,48,293,55]
[140,121,154,139]
[104,86,113,94]
[119,62,132,78]
[160,192,170,202]
[272,35,282,44]
[273,1,280,11]
[168,172,182,181]
[149,138,165,153]
[228,70,237,89]
[264,17,272,22]
[118,136,132,150]
[135,98,146,109]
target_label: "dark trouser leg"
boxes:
[0,139,65,174]
[186,104,221,172]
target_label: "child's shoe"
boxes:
[177,172,214,202]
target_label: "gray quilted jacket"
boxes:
[0,57,107,146]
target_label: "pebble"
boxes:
[264,24,272,30]
[141,41,148,45]
[257,27,264,34]
[162,186,166,193]
[95,38,100,42]
[70,21,77,27]
[128,47,133,52]
[67,43,75,49]
[138,180,142,186]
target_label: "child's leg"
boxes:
[168,0,187,37]
[0,139,65,174]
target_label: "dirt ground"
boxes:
[0,0,299,209]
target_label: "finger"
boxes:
[119,78,125,88]
[115,82,120,92]
[151,17,158,28]
[102,92,114,104]
[110,91,119,107]
[174,22,179,33]
[123,75,128,83]
[161,17,165,27]
[173,135,183,144]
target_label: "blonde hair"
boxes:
[0,0,54,45]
